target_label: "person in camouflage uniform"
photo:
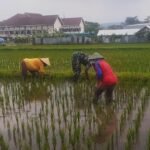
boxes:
[71,51,90,81]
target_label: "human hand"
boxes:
[95,81,101,88]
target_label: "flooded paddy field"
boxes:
[0,44,150,149]
[0,79,149,150]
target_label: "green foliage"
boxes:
[0,135,8,150]
[85,21,100,34]
[107,24,123,29]
[14,37,32,43]
[124,16,141,25]
[0,43,150,80]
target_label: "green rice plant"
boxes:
[141,89,149,114]
[73,114,77,130]
[7,121,11,140]
[0,61,150,149]
[125,128,135,150]
[88,116,92,134]
[86,137,92,150]
[0,135,8,150]
[68,124,72,143]
[70,133,76,150]
[50,99,54,111]
[63,111,68,126]
[62,98,65,117]
[1,97,5,117]
[43,141,50,150]
[43,125,49,142]
[13,126,17,146]
[125,88,149,150]
[119,109,127,132]
[0,44,150,79]
[77,111,80,125]
[22,142,31,150]
[45,102,49,117]
[50,110,54,122]
[62,143,67,150]
[58,115,62,129]
[119,87,142,134]
[39,110,43,128]
[27,123,32,147]
[134,108,142,137]
[18,135,23,150]
[35,121,41,150]
[147,130,150,150]
[51,120,55,134]
[15,117,21,137]
[26,111,29,122]
[59,128,65,145]
[114,128,119,150]
[81,126,86,141]
[126,100,133,115]
[52,132,57,150]
[110,134,115,150]
[57,103,60,119]
[21,121,26,139]
[92,115,97,132]
[106,141,111,150]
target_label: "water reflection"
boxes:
[0,80,149,150]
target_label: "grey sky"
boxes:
[0,0,150,23]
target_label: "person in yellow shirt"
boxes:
[21,58,50,79]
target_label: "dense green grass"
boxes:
[0,43,150,80]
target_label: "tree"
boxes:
[144,16,150,23]
[84,21,100,35]
[147,32,150,41]
[125,16,140,25]
[108,24,124,29]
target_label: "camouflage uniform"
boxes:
[71,51,90,81]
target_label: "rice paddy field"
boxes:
[0,43,150,150]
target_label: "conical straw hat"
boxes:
[40,58,50,66]
[88,52,104,60]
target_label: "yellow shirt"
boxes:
[23,58,45,74]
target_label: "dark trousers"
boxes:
[94,84,116,104]
[21,61,27,79]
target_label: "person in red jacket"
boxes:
[88,52,118,104]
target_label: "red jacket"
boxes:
[95,60,118,87]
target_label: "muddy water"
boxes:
[133,100,150,150]
[0,80,149,150]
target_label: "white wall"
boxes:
[48,26,54,34]
[79,20,85,33]
[54,18,62,31]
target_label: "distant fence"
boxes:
[33,36,92,44]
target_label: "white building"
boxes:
[97,28,141,43]
[0,13,63,38]
[0,13,85,38]
[124,23,150,29]
[60,17,85,34]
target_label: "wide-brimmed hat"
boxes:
[88,52,104,60]
[40,58,50,66]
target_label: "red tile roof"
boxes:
[0,13,61,26]
[62,17,84,26]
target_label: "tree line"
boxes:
[85,16,150,32]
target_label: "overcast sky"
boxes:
[0,0,150,23]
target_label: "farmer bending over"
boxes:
[72,51,90,81]
[21,58,50,79]
[88,52,118,104]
